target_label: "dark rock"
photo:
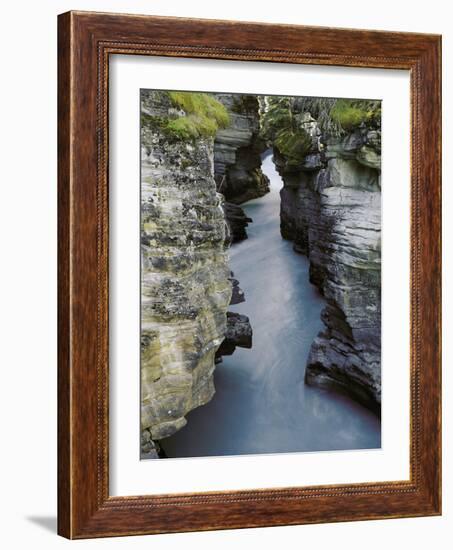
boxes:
[216,312,252,358]
[223,201,252,244]
[305,333,381,416]
[228,272,245,305]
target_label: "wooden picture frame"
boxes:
[58,10,442,539]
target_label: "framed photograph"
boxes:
[58,11,441,538]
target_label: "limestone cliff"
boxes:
[140,90,232,448]
[271,99,382,413]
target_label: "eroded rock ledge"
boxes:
[223,201,252,244]
[214,94,270,206]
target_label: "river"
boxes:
[160,152,381,458]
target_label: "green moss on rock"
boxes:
[141,91,230,141]
[261,97,312,165]
[274,127,312,165]
[330,99,381,132]
[262,96,381,144]
[166,91,230,139]
[166,113,219,140]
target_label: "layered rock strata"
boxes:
[276,114,382,413]
[214,94,270,205]
[140,90,232,446]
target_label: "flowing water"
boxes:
[161,152,381,458]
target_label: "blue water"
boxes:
[161,153,381,458]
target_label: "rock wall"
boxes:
[214,94,270,205]
[140,90,232,448]
[223,202,252,244]
[276,116,382,413]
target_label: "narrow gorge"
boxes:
[140,90,381,459]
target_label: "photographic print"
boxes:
[140,89,382,459]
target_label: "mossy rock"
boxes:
[141,91,230,141]
[261,97,312,164]
[274,127,312,165]
[330,99,381,132]
[166,92,230,139]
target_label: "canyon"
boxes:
[140,90,382,458]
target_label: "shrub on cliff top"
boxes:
[165,115,219,140]
[166,92,230,139]
[303,98,380,135]
[330,99,380,132]
[264,96,381,138]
